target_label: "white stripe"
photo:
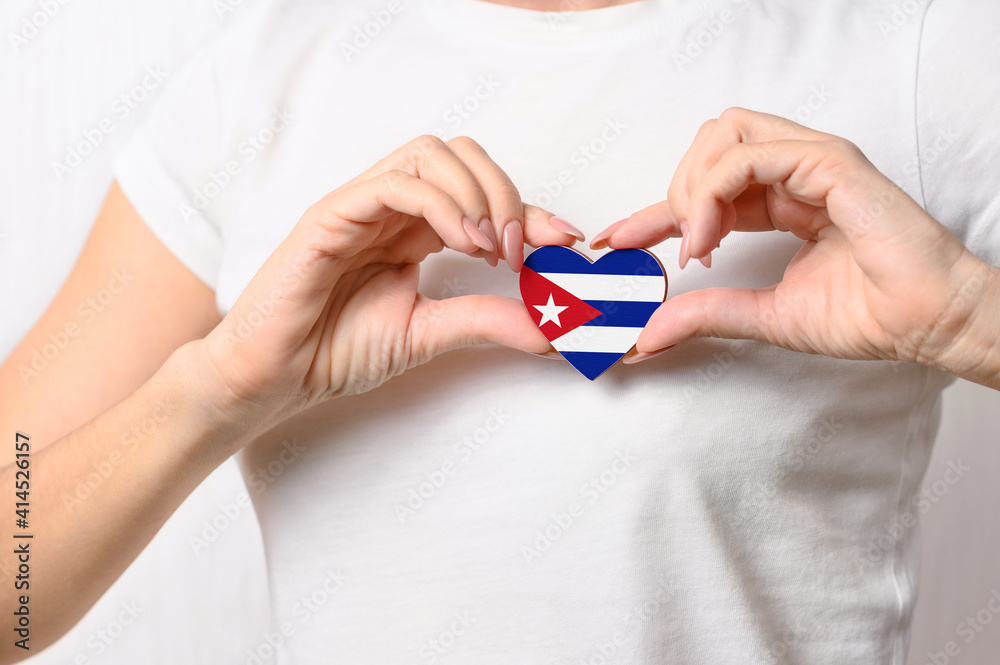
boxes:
[537,272,665,302]
[550,326,642,354]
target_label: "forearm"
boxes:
[0,341,256,661]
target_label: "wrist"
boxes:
[160,340,278,458]
[926,257,1000,389]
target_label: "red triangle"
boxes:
[519,267,603,342]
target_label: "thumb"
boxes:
[636,286,781,353]
[411,294,555,359]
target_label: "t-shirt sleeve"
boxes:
[111,2,274,290]
[916,0,1000,268]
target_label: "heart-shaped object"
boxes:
[520,246,667,380]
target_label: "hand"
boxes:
[594,108,1000,384]
[194,135,581,425]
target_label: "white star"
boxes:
[534,293,569,327]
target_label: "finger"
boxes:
[445,136,523,269]
[592,191,763,255]
[523,204,584,248]
[398,138,496,251]
[667,118,721,227]
[319,169,481,256]
[589,217,630,250]
[592,201,680,250]
[672,109,831,260]
[376,220,446,264]
[595,109,814,254]
[444,139,586,271]
[685,139,838,258]
[685,108,826,199]
[376,228,498,266]
[351,135,497,253]
[410,294,555,360]
[634,286,781,354]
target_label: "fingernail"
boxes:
[590,218,629,250]
[698,251,712,268]
[502,221,524,272]
[479,217,498,266]
[622,345,675,365]
[529,350,563,360]
[548,216,585,241]
[463,217,493,252]
[679,221,691,269]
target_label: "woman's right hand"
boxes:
[195,135,580,427]
[8,134,586,658]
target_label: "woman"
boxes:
[2,0,998,662]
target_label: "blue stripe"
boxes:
[559,352,624,381]
[524,246,664,277]
[581,300,660,328]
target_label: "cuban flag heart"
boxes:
[519,246,667,380]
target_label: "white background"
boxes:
[1,1,998,663]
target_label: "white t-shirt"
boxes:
[112,0,1000,663]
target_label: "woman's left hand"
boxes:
[592,108,1000,388]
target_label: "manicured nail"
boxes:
[590,218,629,250]
[698,251,712,268]
[622,345,675,365]
[529,350,563,360]
[479,218,498,266]
[463,217,493,252]
[548,216,585,242]
[502,221,524,272]
[678,221,691,269]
